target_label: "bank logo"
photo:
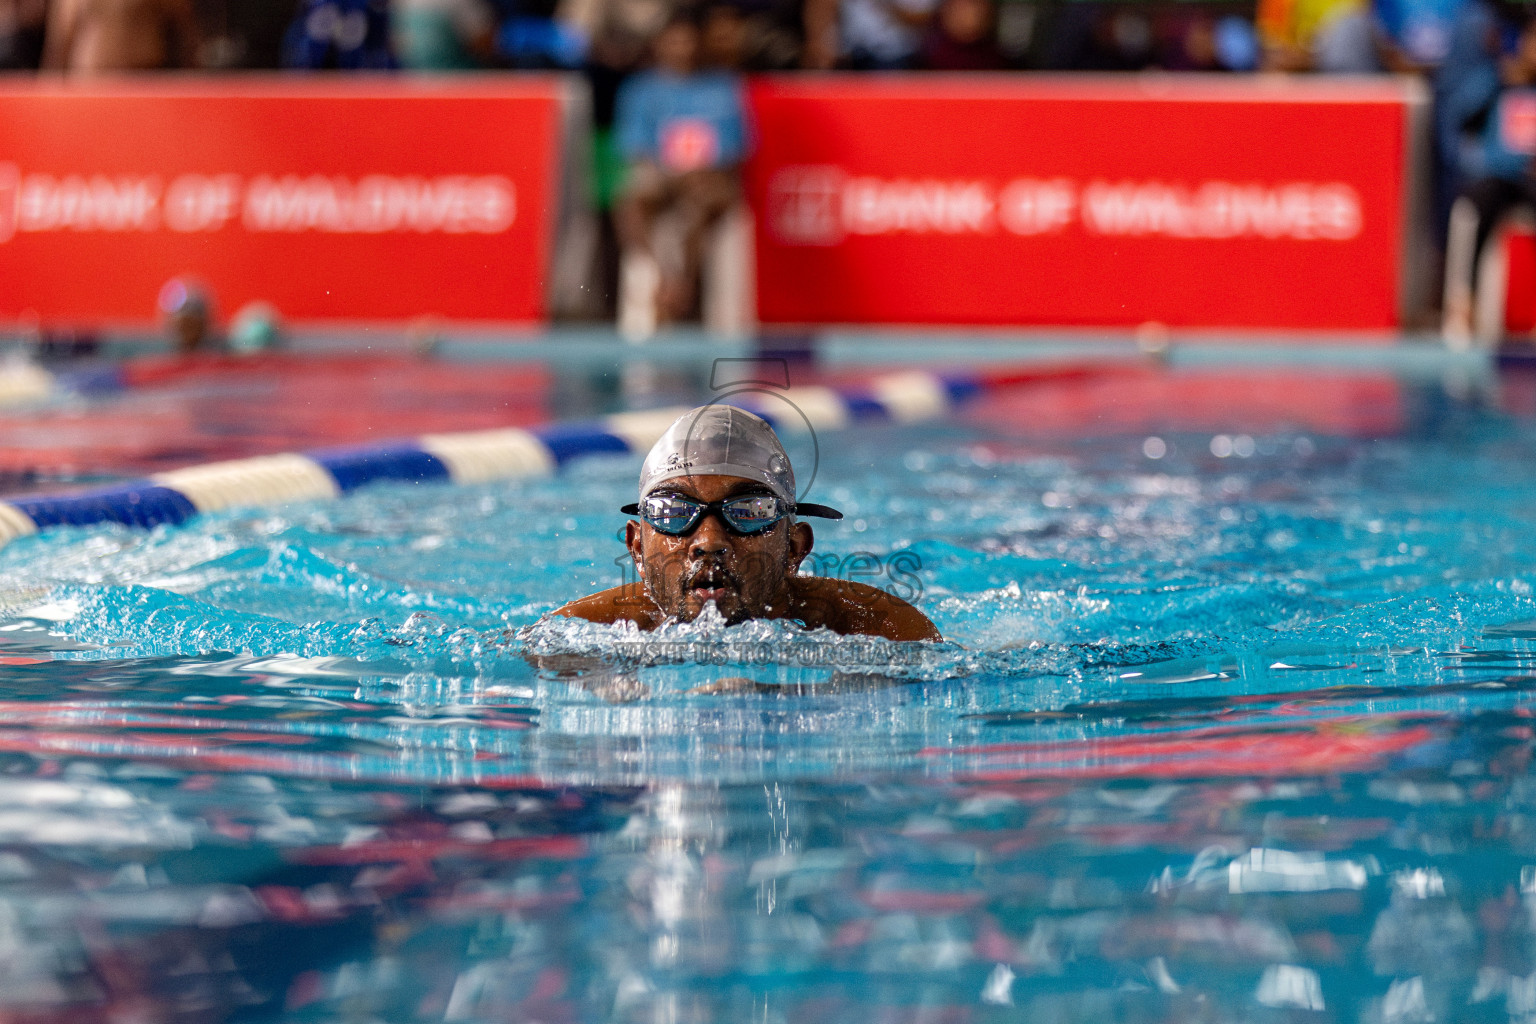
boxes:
[767,165,846,246]
[0,163,17,244]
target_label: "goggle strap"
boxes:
[793,502,844,520]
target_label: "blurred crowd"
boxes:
[7,0,1536,336]
[3,0,1509,84]
[0,0,1271,76]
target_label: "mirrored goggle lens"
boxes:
[641,496,702,534]
[639,495,787,534]
[720,495,783,532]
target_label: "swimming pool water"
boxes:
[2,356,1536,1020]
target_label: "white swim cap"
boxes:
[638,405,794,501]
[626,405,843,521]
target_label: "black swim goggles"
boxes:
[621,492,843,536]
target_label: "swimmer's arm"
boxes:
[863,598,944,643]
[539,586,659,701]
[551,583,658,628]
[524,649,650,703]
[685,581,940,692]
[792,578,943,643]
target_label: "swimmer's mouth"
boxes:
[687,569,738,603]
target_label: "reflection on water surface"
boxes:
[0,360,1533,1019]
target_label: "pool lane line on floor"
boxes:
[0,369,993,548]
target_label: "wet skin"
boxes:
[554,474,941,643]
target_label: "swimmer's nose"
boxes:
[689,511,730,555]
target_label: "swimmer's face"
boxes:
[626,474,813,625]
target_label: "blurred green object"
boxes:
[229,301,283,355]
[592,127,627,211]
[394,8,480,70]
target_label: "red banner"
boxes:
[747,76,1421,330]
[0,78,562,327]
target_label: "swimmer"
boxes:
[157,278,213,353]
[555,405,941,643]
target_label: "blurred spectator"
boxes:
[283,0,394,69]
[43,0,201,71]
[735,0,813,69]
[921,0,1005,68]
[192,0,295,68]
[827,0,940,69]
[0,0,46,68]
[1433,0,1526,240]
[1443,12,1536,337]
[1375,0,1466,71]
[190,0,295,69]
[393,0,496,68]
[1157,8,1215,68]
[1043,4,1155,70]
[1214,13,1261,68]
[1256,0,1378,71]
[496,0,588,68]
[1155,9,1258,70]
[613,9,748,328]
[801,0,835,65]
[566,0,677,316]
[1098,6,1155,68]
[990,0,1034,65]
[701,1,748,67]
[566,0,671,70]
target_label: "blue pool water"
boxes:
[3,351,1536,1020]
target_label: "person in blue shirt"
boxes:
[613,7,750,328]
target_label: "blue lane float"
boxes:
[0,370,983,548]
[10,485,199,531]
[309,444,453,492]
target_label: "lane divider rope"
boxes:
[0,360,130,411]
[152,453,340,512]
[0,369,990,547]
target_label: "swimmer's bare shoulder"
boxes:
[788,577,942,642]
[555,578,940,641]
[553,582,660,628]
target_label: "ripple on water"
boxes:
[2,388,1536,1016]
